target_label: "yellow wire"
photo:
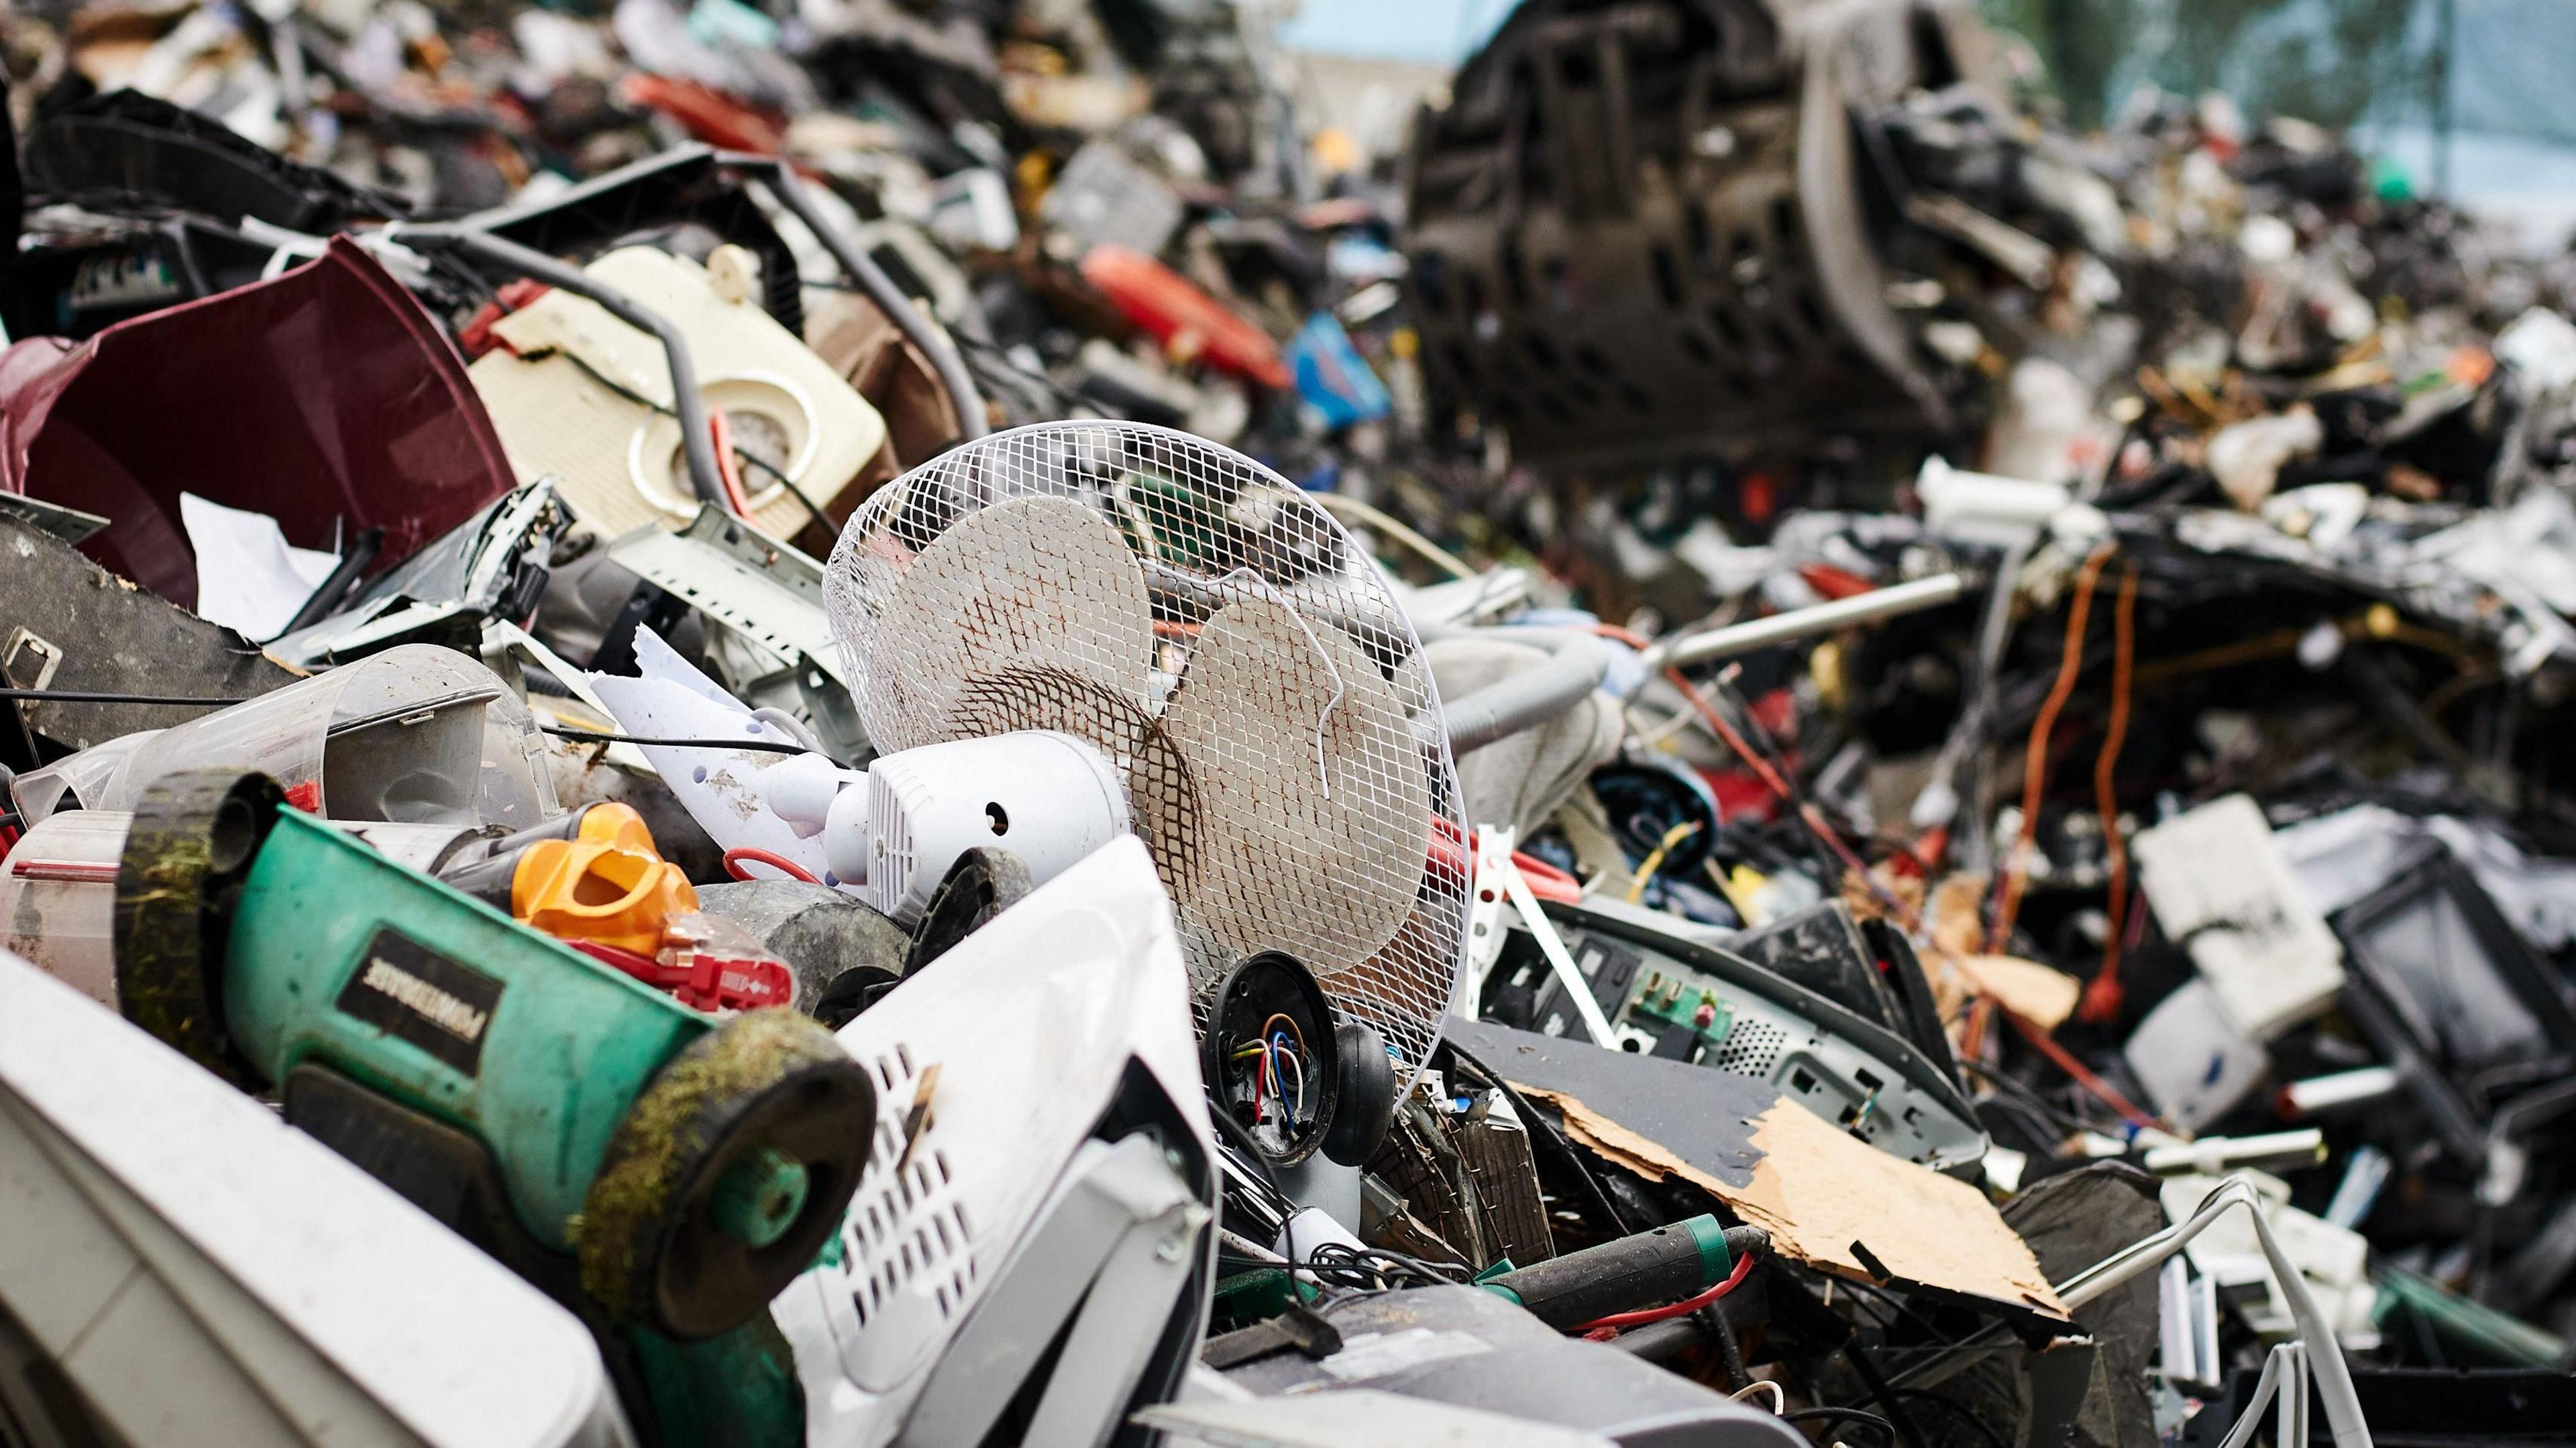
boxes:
[1625,821,1703,904]
[1705,858,1759,919]
[1310,492,1477,581]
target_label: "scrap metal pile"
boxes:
[0,1,2572,1446]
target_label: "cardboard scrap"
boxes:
[1951,954,2083,1031]
[1525,1084,2070,1327]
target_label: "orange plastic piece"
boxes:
[511,803,701,957]
[616,73,787,155]
[1078,243,1293,389]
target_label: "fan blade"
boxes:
[830,494,1155,754]
[1159,596,1434,1003]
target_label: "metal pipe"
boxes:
[2278,1066,2402,1119]
[398,223,729,512]
[717,153,991,442]
[1642,573,1966,674]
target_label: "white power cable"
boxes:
[2054,1176,2369,1448]
[1728,1381,1786,1414]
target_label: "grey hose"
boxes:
[718,152,991,442]
[398,223,729,512]
[1434,630,1615,757]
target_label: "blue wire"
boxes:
[1271,1032,1303,1119]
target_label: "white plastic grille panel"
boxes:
[837,1044,976,1333]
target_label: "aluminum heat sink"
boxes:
[824,421,1470,1084]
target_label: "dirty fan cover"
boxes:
[825,421,1468,1082]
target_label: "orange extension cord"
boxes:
[1988,547,2114,954]
[2079,563,2139,1024]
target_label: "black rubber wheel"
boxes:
[579,1009,875,1341]
[113,770,283,1089]
[903,845,1030,972]
[810,964,903,1030]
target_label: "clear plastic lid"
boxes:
[10,645,559,829]
[0,809,131,1007]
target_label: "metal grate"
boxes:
[1711,1017,1786,1080]
[825,421,1470,1086]
[865,779,915,920]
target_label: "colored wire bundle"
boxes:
[1299,1241,1469,1292]
[1592,622,1913,927]
[1625,819,1704,904]
[1229,1013,1314,1142]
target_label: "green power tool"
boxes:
[109,771,877,1439]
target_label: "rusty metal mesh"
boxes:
[825,421,1468,1084]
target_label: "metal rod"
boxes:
[399,223,730,512]
[1643,573,1966,673]
[716,152,991,442]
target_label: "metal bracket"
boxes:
[2,630,65,693]
[607,506,844,685]
[1463,824,1515,1010]
[1497,847,1618,1048]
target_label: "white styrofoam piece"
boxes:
[2133,794,2345,1040]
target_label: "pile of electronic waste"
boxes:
[3,1,2576,1447]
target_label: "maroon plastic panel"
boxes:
[0,237,516,608]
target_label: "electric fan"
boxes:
[822,421,1472,1087]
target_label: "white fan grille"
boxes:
[825,422,1470,1082]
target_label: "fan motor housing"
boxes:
[843,731,1130,928]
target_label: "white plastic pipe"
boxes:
[1640,574,1966,674]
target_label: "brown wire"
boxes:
[2006,1010,2158,1129]
[1592,622,1918,929]
[1988,546,2114,954]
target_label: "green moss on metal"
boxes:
[574,1009,843,1318]
[113,830,250,1082]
